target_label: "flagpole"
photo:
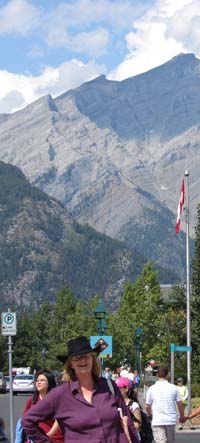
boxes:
[185,170,191,413]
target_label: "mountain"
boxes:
[0,53,198,279]
[0,161,156,312]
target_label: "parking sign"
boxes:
[1,312,17,336]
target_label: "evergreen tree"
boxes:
[108,262,162,368]
[191,204,200,379]
[149,284,187,374]
[0,335,7,372]
[12,311,35,368]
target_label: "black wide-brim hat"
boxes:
[57,336,101,363]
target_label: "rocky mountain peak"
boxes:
[0,53,199,281]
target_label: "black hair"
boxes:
[32,369,57,404]
[127,387,139,402]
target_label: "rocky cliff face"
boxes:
[0,53,199,279]
[0,162,153,311]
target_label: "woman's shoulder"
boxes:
[23,396,33,412]
[41,382,68,402]
[52,382,68,394]
[98,376,118,395]
[129,401,140,412]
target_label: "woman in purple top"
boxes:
[22,336,139,443]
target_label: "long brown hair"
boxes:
[62,352,101,382]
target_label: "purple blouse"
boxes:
[22,377,139,443]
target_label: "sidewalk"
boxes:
[137,389,200,434]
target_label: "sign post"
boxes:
[170,343,192,391]
[1,310,17,443]
[170,344,175,384]
[90,336,112,376]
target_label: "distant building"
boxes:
[160,284,173,298]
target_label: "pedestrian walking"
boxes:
[146,365,185,443]
[22,336,139,443]
[116,377,142,440]
[133,371,140,392]
[176,377,195,430]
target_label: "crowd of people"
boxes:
[103,367,141,390]
[1,336,200,443]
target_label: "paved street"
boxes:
[176,430,200,442]
[0,392,27,439]
[1,392,200,442]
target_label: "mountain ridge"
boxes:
[0,53,199,279]
[1,161,158,312]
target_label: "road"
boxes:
[176,431,200,442]
[1,392,200,442]
[0,392,27,439]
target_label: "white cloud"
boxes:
[0,0,41,35]
[0,90,25,114]
[166,1,200,53]
[0,59,106,114]
[43,24,110,57]
[41,0,147,55]
[71,28,109,57]
[109,0,198,81]
[0,0,199,115]
[43,0,146,32]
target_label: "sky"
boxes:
[0,0,199,114]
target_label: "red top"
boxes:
[23,396,63,443]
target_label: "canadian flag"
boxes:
[176,180,185,234]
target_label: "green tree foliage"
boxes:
[12,302,53,370]
[191,204,200,379]
[107,263,163,368]
[1,263,192,375]
[0,335,7,372]
[149,285,187,374]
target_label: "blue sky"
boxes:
[0,0,199,113]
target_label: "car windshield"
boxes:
[15,375,33,380]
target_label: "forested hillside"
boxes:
[0,161,179,312]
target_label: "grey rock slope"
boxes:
[0,53,199,279]
[0,161,151,312]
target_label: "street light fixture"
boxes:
[94,299,106,335]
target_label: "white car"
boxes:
[4,375,11,391]
[13,374,35,395]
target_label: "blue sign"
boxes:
[90,335,112,358]
[170,343,192,352]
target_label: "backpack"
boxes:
[15,419,32,443]
[128,401,153,443]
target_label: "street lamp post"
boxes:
[134,326,143,374]
[94,299,106,374]
[94,299,106,335]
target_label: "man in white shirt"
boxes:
[146,365,185,443]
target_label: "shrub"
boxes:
[191,383,200,398]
